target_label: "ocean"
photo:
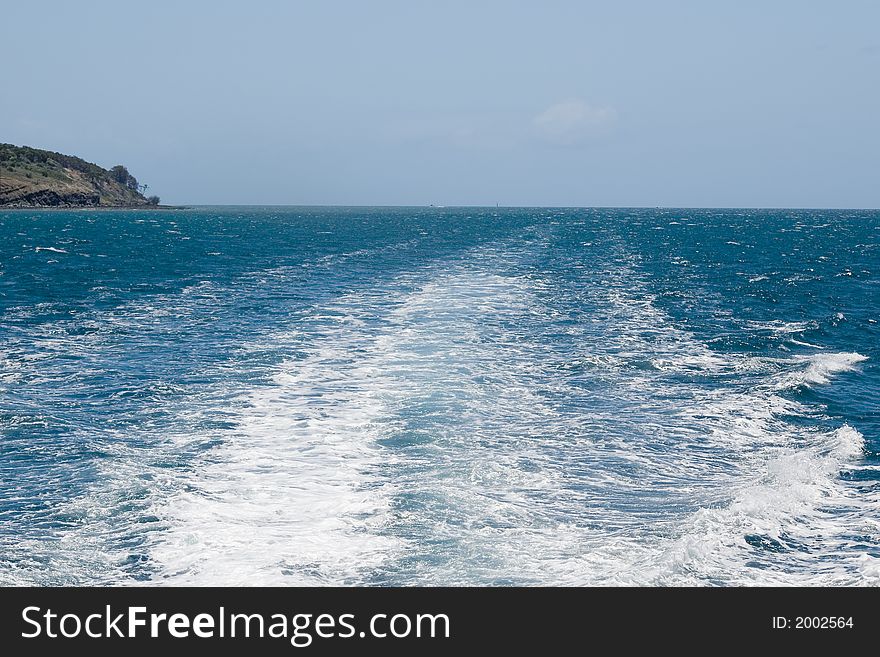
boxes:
[0,206,877,586]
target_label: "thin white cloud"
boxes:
[533,100,617,145]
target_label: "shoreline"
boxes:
[0,204,188,211]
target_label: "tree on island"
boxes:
[109,164,139,191]
[110,164,158,203]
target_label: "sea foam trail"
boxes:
[336,242,878,586]
[3,208,877,587]
[149,308,404,584]
[574,260,876,585]
[146,228,877,585]
[640,424,874,585]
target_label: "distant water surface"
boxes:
[0,206,878,585]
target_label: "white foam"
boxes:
[745,319,817,334]
[830,425,866,460]
[145,242,591,585]
[148,311,405,585]
[642,423,872,585]
[16,224,870,587]
[778,352,868,388]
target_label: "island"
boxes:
[0,143,161,208]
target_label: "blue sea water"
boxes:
[0,206,877,586]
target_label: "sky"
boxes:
[3,0,879,207]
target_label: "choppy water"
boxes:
[1,207,878,586]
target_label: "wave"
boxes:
[7,220,875,586]
[144,294,410,584]
[140,236,878,586]
[777,352,869,388]
[745,319,818,334]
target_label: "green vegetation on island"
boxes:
[0,143,160,208]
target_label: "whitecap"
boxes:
[777,352,868,388]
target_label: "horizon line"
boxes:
[4,203,880,211]
[153,204,880,211]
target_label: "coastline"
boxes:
[0,204,188,211]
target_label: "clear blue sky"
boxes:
[4,1,879,207]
